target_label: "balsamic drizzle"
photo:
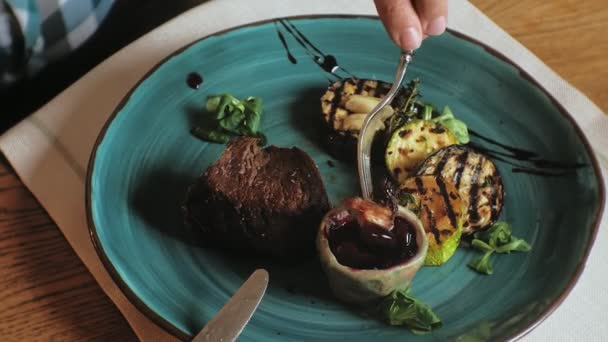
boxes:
[468,130,587,177]
[469,130,538,159]
[275,22,297,64]
[186,72,203,89]
[269,20,584,179]
[275,20,356,79]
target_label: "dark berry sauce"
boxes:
[186,72,203,89]
[327,216,418,270]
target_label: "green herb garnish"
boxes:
[192,94,265,144]
[468,221,532,275]
[379,288,442,334]
[387,79,421,134]
[389,80,469,144]
[431,106,469,144]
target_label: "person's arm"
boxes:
[374,0,448,51]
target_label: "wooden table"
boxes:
[0,1,606,340]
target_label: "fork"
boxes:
[357,51,414,199]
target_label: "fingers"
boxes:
[374,0,423,51]
[415,0,448,36]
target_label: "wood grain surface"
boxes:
[0,1,606,341]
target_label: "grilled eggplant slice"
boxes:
[320,78,397,161]
[398,175,464,266]
[321,78,393,134]
[386,120,459,183]
[416,145,504,234]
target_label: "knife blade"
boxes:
[192,269,269,342]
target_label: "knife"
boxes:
[192,269,269,342]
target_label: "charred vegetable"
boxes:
[398,175,464,266]
[321,78,395,135]
[320,78,400,160]
[416,145,504,234]
[317,198,428,304]
[386,120,459,183]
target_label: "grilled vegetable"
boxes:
[398,175,464,266]
[386,120,459,183]
[416,145,504,234]
[320,78,398,160]
[321,78,394,135]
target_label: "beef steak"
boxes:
[183,137,330,258]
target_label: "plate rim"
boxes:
[86,14,606,341]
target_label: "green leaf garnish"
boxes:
[471,239,494,253]
[432,106,469,144]
[191,126,230,144]
[468,251,494,275]
[438,118,469,144]
[495,238,532,254]
[379,289,442,334]
[219,108,246,133]
[192,94,265,144]
[468,221,532,275]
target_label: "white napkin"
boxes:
[1,0,606,341]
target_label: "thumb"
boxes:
[374,0,423,51]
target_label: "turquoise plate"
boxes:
[88,16,605,341]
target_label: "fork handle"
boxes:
[357,51,414,200]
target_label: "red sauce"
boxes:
[327,216,418,270]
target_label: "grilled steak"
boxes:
[416,145,504,234]
[182,137,330,258]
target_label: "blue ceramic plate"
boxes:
[88,16,604,341]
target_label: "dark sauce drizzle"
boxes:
[275,20,356,80]
[271,19,584,179]
[275,22,297,64]
[468,129,587,177]
[186,72,203,89]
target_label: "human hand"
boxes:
[374,0,448,51]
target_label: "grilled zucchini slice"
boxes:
[386,120,459,183]
[398,175,464,266]
[416,145,504,234]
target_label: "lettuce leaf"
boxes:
[379,289,442,334]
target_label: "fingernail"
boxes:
[426,16,446,36]
[400,27,422,50]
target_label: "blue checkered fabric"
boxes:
[0,0,115,87]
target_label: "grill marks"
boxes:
[424,205,441,243]
[434,151,451,177]
[453,151,469,189]
[417,145,505,234]
[414,177,425,195]
[436,176,458,229]
[321,78,393,133]
[487,176,500,222]
[467,161,483,224]
[327,84,343,127]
